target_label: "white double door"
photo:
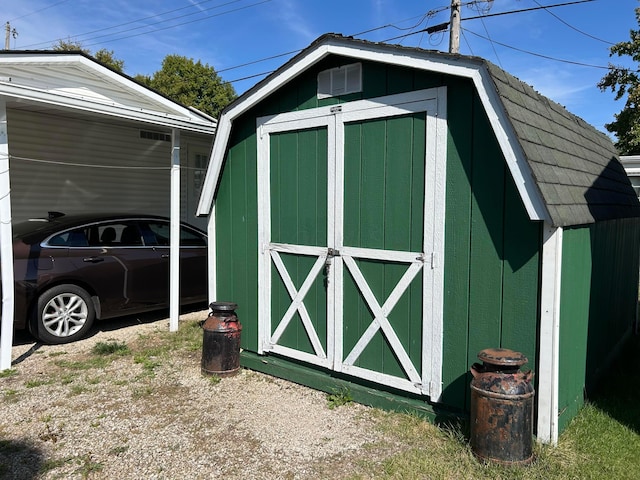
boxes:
[256,88,447,399]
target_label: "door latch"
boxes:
[324,248,340,287]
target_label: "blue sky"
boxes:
[4,0,639,138]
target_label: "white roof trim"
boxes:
[0,53,216,135]
[196,37,549,222]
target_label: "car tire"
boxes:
[31,284,95,344]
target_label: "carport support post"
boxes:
[169,129,180,332]
[0,98,14,370]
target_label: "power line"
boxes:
[530,0,614,45]
[21,0,270,50]
[22,0,223,49]
[9,0,72,23]
[462,27,611,69]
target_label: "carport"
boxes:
[0,51,217,369]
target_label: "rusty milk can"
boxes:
[201,302,242,377]
[469,348,534,465]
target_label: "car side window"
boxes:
[93,222,144,247]
[48,228,90,247]
[180,226,207,247]
[143,221,206,247]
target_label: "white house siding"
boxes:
[7,108,211,227]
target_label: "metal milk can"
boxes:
[469,348,535,465]
[200,302,242,377]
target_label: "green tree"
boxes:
[598,7,640,155]
[52,40,125,73]
[143,55,236,119]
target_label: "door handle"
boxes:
[161,254,170,259]
[83,256,104,263]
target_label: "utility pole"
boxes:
[449,0,461,53]
[4,22,17,50]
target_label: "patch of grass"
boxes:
[39,456,75,475]
[92,341,130,356]
[2,389,20,403]
[109,445,129,456]
[348,336,640,480]
[74,453,103,479]
[68,384,88,396]
[48,351,67,357]
[132,385,155,399]
[86,376,101,385]
[0,369,17,378]
[25,378,53,388]
[326,386,353,409]
[133,354,161,374]
[53,357,110,371]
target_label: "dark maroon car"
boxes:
[9,212,208,344]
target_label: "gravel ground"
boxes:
[0,309,391,479]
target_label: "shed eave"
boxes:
[196,36,549,223]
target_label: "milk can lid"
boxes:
[209,301,238,312]
[477,348,528,367]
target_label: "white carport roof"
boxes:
[0,51,217,132]
[0,51,217,370]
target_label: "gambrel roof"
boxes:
[197,33,639,227]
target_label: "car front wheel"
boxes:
[31,285,95,344]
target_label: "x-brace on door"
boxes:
[257,88,447,400]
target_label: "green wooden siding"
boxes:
[214,59,541,414]
[269,128,328,353]
[558,218,640,432]
[442,78,541,413]
[342,113,426,377]
[215,120,259,350]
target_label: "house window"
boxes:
[317,63,362,98]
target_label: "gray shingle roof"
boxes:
[209,34,640,227]
[484,61,640,227]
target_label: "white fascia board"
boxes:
[196,44,334,215]
[324,42,548,222]
[196,38,549,222]
[0,55,216,133]
[1,82,216,134]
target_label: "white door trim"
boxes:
[256,87,447,399]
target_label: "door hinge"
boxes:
[330,105,342,114]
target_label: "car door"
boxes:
[52,221,167,316]
[141,220,208,304]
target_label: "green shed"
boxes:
[197,34,640,444]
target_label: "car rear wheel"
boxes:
[31,285,95,344]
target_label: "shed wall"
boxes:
[558,218,640,431]
[213,59,541,414]
[7,108,212,229]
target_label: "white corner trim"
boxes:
[537,223,562,445]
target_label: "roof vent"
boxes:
[317,63,362,99]
[140,130,171,142]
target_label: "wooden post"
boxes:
[449,0,461,54]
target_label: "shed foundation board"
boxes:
[240,351,466,425]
